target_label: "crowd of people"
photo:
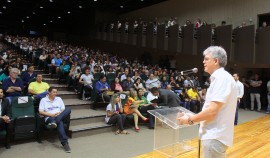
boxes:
[1,34,270,153]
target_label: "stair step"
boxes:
[39,74,57,78]
[34,70,46,74]
[63,98,92,109]
[70,115,105,126]
[43,78,58,84]
[70,122,113,138]
[57,90,79,99]
[50,84,69,91]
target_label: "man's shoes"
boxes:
[266,111,270,114]
[48,122,57,129]
[63,143,71,153]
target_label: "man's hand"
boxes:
[2,115,11,123]
[177,113,193,125]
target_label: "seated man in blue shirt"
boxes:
[95,75,111,102]
[2,68,24,103]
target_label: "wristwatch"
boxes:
[188,116,194,125]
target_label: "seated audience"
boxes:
[28,74,50,99]
[2,68,24,102]
[59,60,70,83]
[133,78,146,92]
[79,68,94,100]
[95,75,111,102]
[136,88,155,129]
[123,90,149,132]
[105,94,129,135]
[110,77,123,93]
[187,86,201,113]
[39,87,71,153]
[122,76,134,91]
[0,88,11,149]
[145,74,160,90]
[179,88,191,110]
[21,65,37,88]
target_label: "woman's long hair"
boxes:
[110,94,120,112]
[136,88,143,100]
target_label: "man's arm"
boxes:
[28,88,38,95]
[178,101,222,124]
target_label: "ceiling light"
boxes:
[21,20,24,23]
[67,11,71,14]
[40,6,43,9]
[43,24,46,26]
[120,5,123,8]
[0,12,2,14]
[33,12,35,14]
[50,20,53,23]
[141,0,144,1]
[94,0,97,1]
[49,0,53,2]
[7,0,11,2]
[79,5,82,9]
[3,6,6,9]
[26,16,30,19]
[58,16,61,19]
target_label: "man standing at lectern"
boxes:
[177,46,237,158]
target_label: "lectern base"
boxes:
[153,143,194,158]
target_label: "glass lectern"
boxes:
[148,107,198,158]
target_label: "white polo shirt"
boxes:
[199,68,237,147]
[39,96,65,121]
[235,80,244,99]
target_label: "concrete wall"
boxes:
[121,0,270,28]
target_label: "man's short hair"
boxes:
[48,87,57,92]
[150,87,159,93]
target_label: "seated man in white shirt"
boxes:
[39,87,71,153]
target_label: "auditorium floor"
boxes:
[0,109,266,158]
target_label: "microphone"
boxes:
[180,68,198,75]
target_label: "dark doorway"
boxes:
[258,13,270,27]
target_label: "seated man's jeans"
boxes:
[35,91,49,99]
[45,107,71,145]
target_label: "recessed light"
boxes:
[43,24,46,26]
[58,16,61,19]
[7,0,11,2]
[40,6,43,9]
[67,11,71,14]
[141,0,144,1]
[0,12,2,14]
[50,20,53,23]
[33,12,35,14]
[120,5,123,8]
[49,0,53,2]
[3,6,6,9]
[26,16,30,19]
[21,20,24,23]
[94,0,97,1]
[79,5,82,8]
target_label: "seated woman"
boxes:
[133,78,146,92]
[123,90,149,132]
[110,77,123,93]
[135,88,156,129]
[105,94,129,135]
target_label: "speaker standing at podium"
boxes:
[177,46,237,158]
